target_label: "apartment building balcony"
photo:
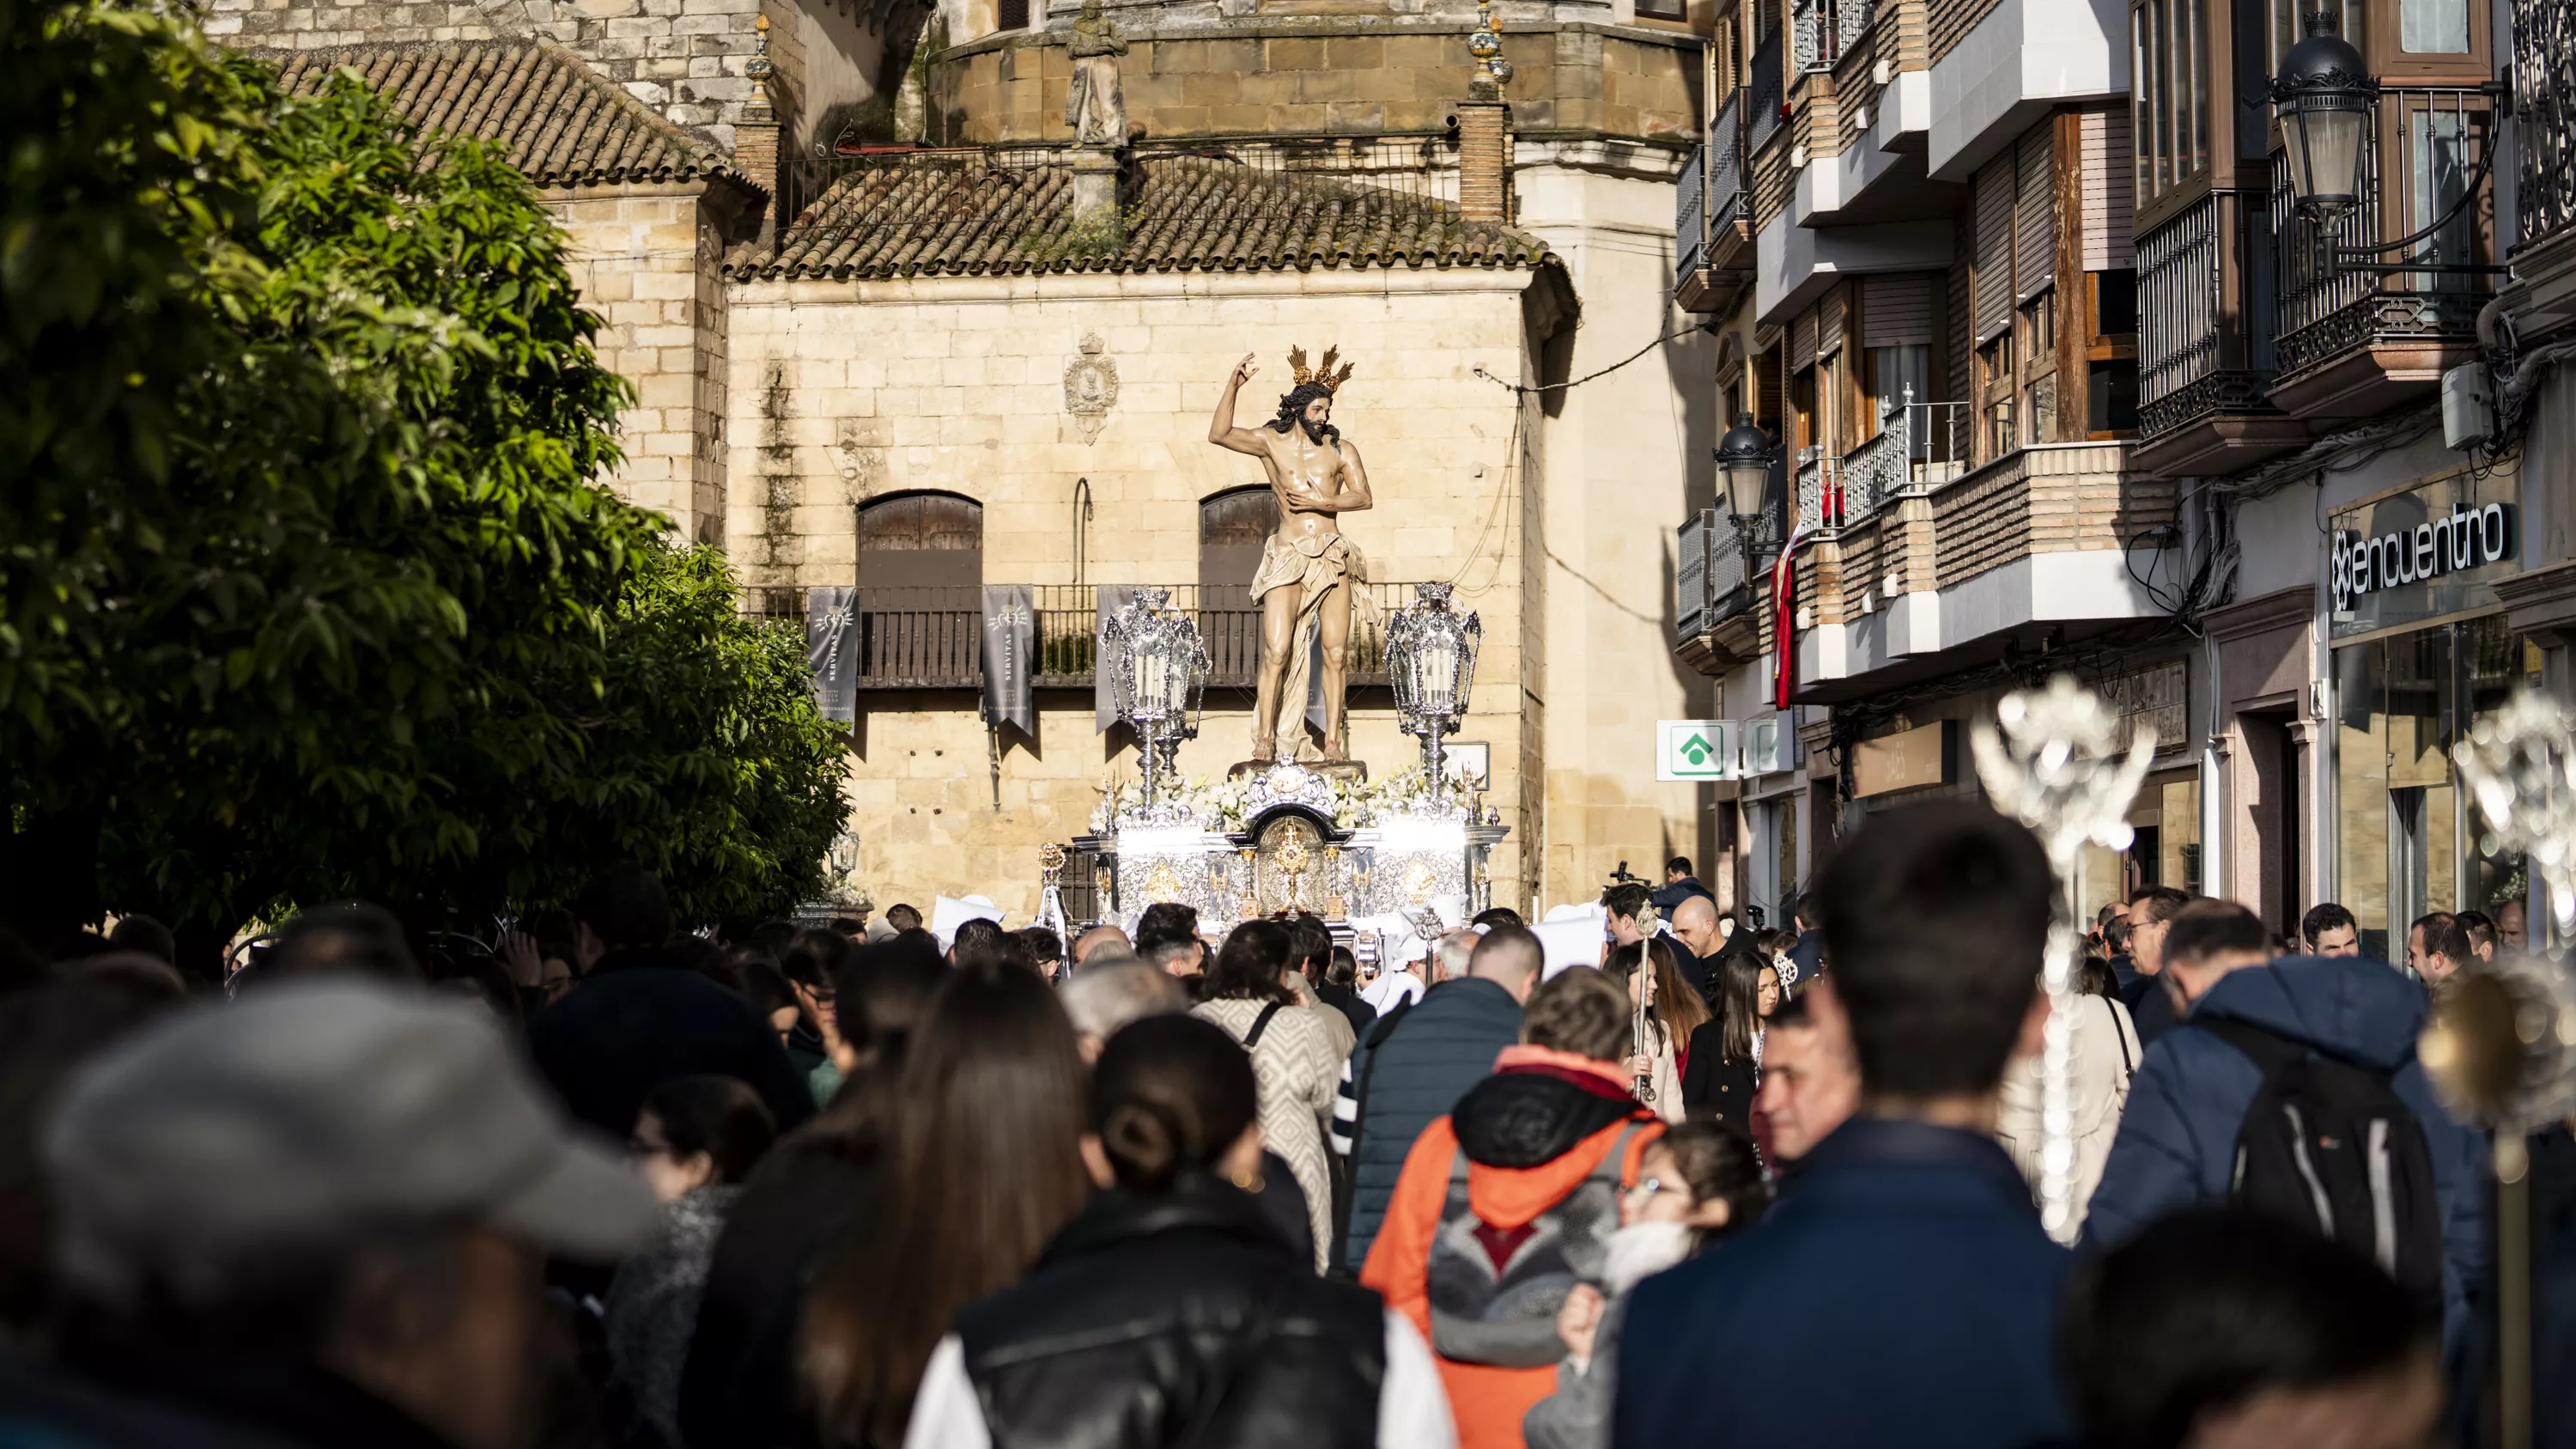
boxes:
[1924,0,2125,182]
[1676,87,1757,314]
[1783,441,2178,701]
[2133,186,2307,477]
[740,582,1417,690]
[2262,90,2495,423]
[1674,506,1775,675]
[1799,0,1946,225]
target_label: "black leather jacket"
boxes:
[954,1175,1386,1449]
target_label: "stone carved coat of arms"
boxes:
[1063,332,1119,444]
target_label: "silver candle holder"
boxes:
[1971,674,2154,1245]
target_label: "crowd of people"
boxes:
[0,804,2556,1449]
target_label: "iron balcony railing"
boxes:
[1749,36,1785,153]
[1795,451,1840,531]
[1710,88,1747,229]
[1836,395,1971,527]
[1793,0,1840,73]
[1838,0,1876,54]
[1680,510,1762,639]
[1676,88,1750,289]
[740,581,1417,690]
[2512,0,2573,247]
[1677,148,1706,285]
[1791,0,1869,72]
[2269,87,2494,379]
[2139,190,2227,418]
[2136,188,2279,438]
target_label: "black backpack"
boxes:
[2199,1017,2445,1318]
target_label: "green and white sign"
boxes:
[1656,720,1740,781]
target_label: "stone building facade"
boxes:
[245,0,1735,922]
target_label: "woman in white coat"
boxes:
[1996,956,2144,1232]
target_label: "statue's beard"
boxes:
[1298,417,1336,444]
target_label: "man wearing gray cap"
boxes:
[3,981,659,1449]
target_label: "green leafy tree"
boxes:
[0,0,847,962]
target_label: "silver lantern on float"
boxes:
[1100,588,1209,807]
[1387,581,1481,806]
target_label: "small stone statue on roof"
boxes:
[1066,0,1129,148]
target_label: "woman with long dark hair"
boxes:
[902,1015,1457,1449]
[799,962,1093,1447]
[1679,953,1777,1129]
[1601,938,1707,1124]
[1190,918,1340,1270]
[680,934,950,1449]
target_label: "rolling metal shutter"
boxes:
[2081,108,2137,271]
[1862,274,1935,346]
[1973,159,2015,342]
[2016,126,2056,301]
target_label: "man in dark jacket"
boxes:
[1782,891,1824,987]
[1618,803,2075,1449]
[1649,855,1716,912]
[1331,925,1539,1274]
[2117,885,2191,1046]
[2081,907,2488,1347]
[526,865,815,1138]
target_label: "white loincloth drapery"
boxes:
[1247,530,1378,759]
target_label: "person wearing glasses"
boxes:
[1524,1121,1769,1449]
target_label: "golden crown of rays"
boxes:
[1288,345,1357,394]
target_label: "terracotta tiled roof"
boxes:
[268,41,739,191]
[732,151,1561,282]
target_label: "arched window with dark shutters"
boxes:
[855,492,983,687]
[1198,487,1278,684]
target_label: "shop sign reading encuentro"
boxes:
[2330,501,2511,607]
[2325,468,2520,641]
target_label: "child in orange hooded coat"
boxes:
[1361,967,1663,1449]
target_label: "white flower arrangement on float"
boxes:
[1090,773,1254,833]
[1330,765,1463,828]
[1091,763,1466,836]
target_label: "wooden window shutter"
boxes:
[1790,307,1819,371]
[2081,108,2137,271]
[2016,127,2056,301]
[1973,160,2015,342]
[1862,274,1934,346]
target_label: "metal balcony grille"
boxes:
[740,582,1417,690]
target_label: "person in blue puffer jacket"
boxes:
[2081,909,2488,1350]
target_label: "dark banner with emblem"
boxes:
[805,586,857,723]
[982,584,1035,736]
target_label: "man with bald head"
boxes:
[1071,923,1130,970]
[1668,894,1729,1000]
[1331,924,1540,1272]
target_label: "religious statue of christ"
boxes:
[1206,346,1376,764]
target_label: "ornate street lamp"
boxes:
[1100,588,1208,807]
[2272,11,2376,224]
[1387,581,1482,804]
[2271,9,2507,278]
[1716,411,1776,527]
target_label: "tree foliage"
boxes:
[0,0,847,952]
